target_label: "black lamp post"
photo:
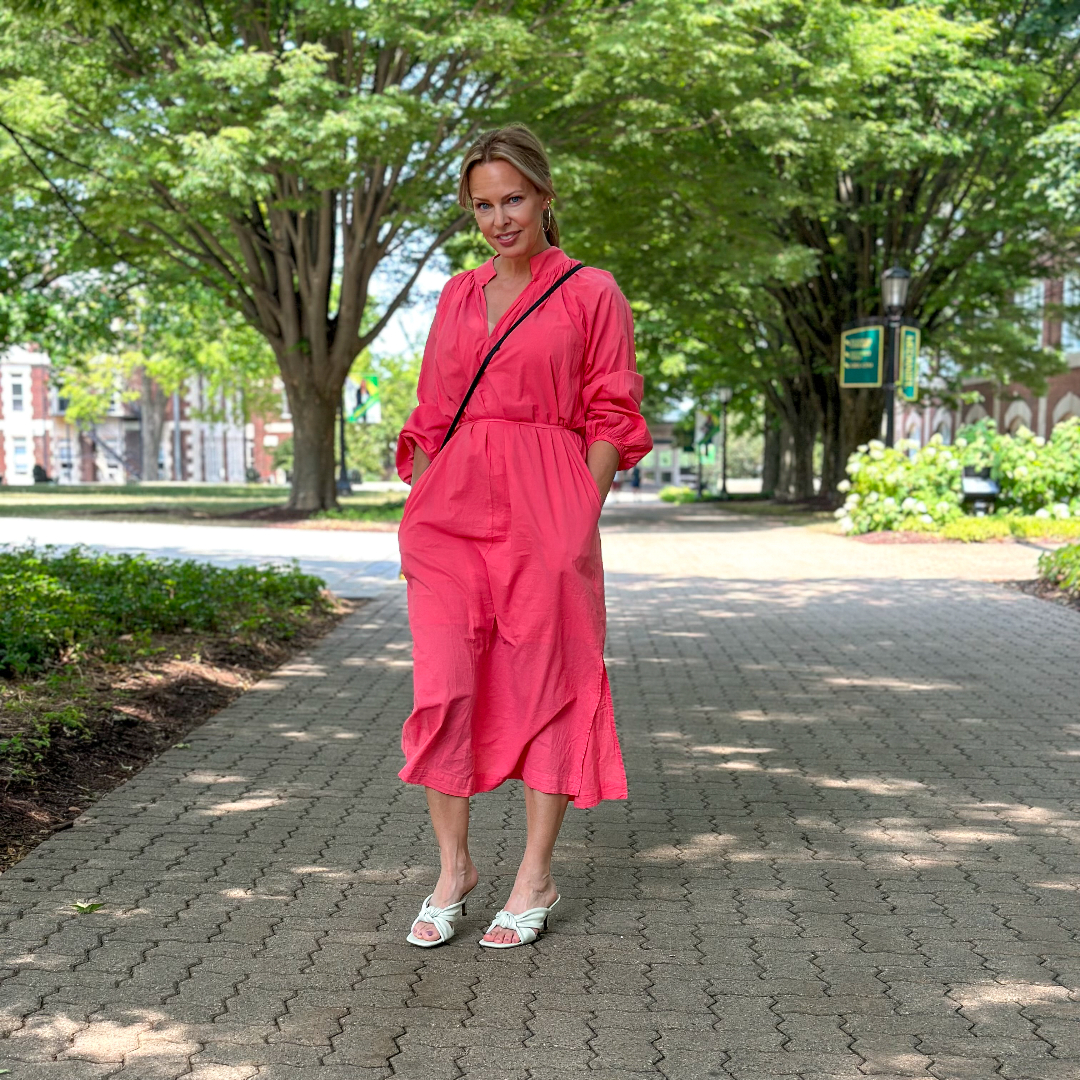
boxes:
[881,266,911,448]
[717,385,733,499]
[337,396,352,495]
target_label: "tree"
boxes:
[559,0,1080,498]
[0,0,590,507]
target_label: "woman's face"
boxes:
[469,159,550,259]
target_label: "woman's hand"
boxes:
[586,440,620,504]
[412,447,431,486]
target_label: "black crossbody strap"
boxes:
[439,261,586,451]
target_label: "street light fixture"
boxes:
[717,385,733,499]
[881,266,911,313]
[881,266,911,448]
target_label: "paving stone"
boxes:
[0,517,1075,1079]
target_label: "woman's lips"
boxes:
[494,231,521,247]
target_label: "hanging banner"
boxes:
[694,410,719,447]
[347,374,381,424]
[899,325,920,402]
[839,325,884,388]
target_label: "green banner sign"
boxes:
[840,325,884,388]
[899,326,920,402]
[348,374,380,423]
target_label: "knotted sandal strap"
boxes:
[483,899,558,945]
[409,893,464,945]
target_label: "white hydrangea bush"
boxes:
[835,418,1080,535]
[835,437,964,535]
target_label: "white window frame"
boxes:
[1063,278,1080,353]
[12,437,29,475]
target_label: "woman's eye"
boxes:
[476,203,491,211]
[508,196,522,204]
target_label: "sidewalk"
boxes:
[0,517,401,597]
[2,512,1079,1079]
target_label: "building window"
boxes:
[1063,278,1080,353]
[13,438,28,475]
[11,380,24,412]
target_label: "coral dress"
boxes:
[395,246,652,808]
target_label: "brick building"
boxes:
[898,279,1080,446]
[0,347,290,485]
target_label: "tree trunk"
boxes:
[841,386,886,467]
[761,411,781,498]
[140,370,168,481]
[285,383,338,511]
[818,376,843,503]
[776,421,793,499]
[791,405,817,501]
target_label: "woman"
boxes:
[396,124,652,949]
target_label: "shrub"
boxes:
[659,485,697,504]
[314,501,405,523]
[1039,542,1080,596]
[0,545,327,677]
[968,417,1080,516]
[835,437,964,534]
[836,418,1080,535]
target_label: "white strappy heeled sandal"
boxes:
[406,892,469,948]
[478,895,560,949]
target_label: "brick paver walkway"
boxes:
[2,512,1079,1079]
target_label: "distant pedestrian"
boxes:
[395,124,652,949]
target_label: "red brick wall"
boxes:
[31,365,49,419]
[1047,368,1080,424]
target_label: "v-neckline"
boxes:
[483,258,533,339]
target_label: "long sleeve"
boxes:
[396,289,453,484]
[582,279,653,471]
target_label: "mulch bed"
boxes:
[854,531,956,544]
[1009,578,1080,615]
[0,599,363,874]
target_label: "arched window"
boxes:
[1053,392,1080,428]
[1003,399,1034,436]
[932,409,953,445]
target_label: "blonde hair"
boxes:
[458,124,559,247]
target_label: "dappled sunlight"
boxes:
[690,744,775,755]
[219,887,292,901]
[824,675,961,691]
[199,795,287,815]
[948,981,1073,1009]
[811,776,927,794]
[931,828,1018,844]
[182,772,250,784]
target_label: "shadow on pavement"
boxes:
[1,572,1079,1077]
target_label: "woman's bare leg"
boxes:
[483,785,569,945]
[411,788,478,942]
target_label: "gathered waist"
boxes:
[458,417,583,436]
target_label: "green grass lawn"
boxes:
[0,483,405,526]
[700,495,838,525]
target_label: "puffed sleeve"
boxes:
[396,285,453,484]
[583,277,653,470]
